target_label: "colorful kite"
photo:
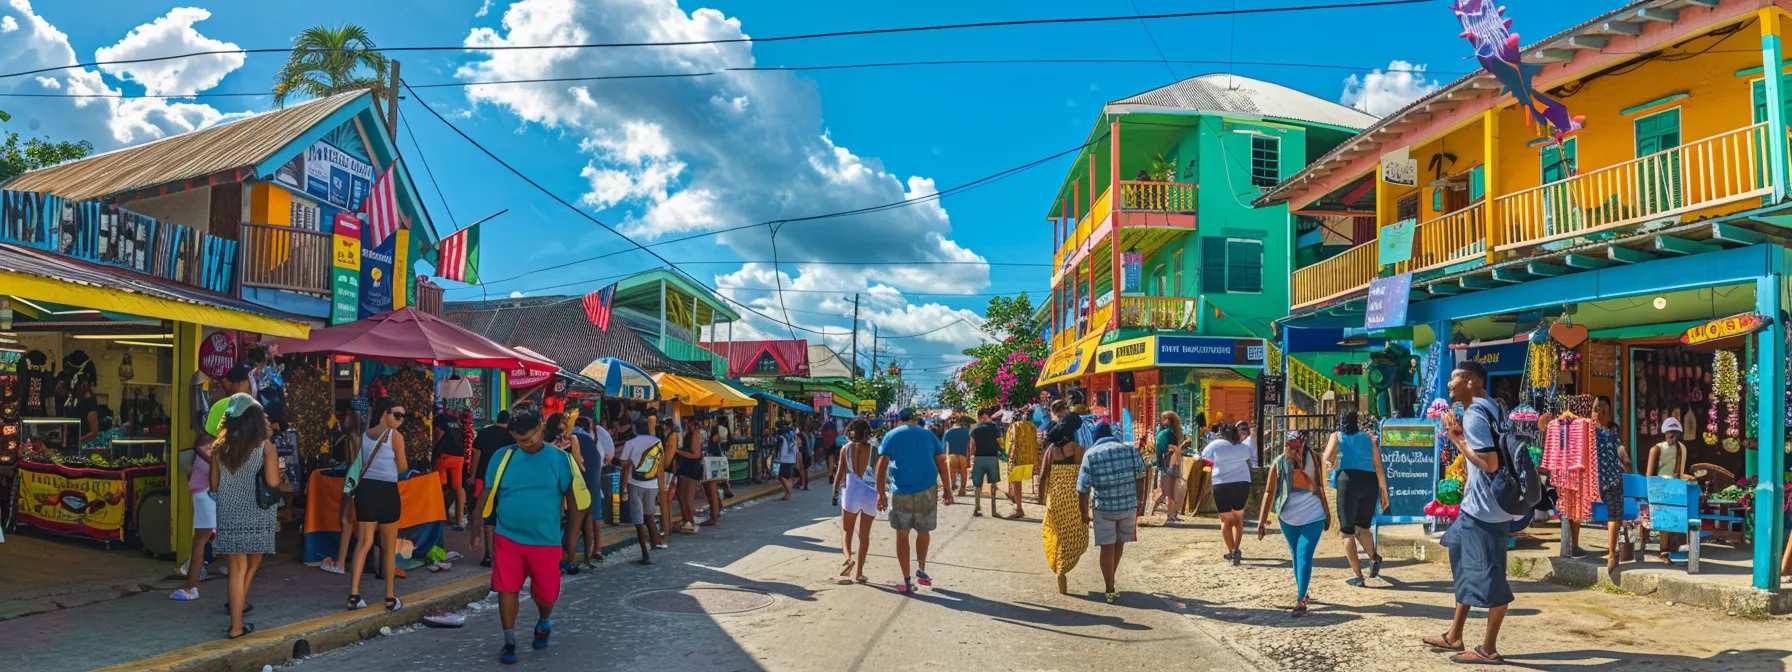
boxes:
[1452,0,1584,142]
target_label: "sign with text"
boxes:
[1680,312,1770,346]
[1377,419,1438,523]
[1364,272,1413,329]
[1377,218,1417,266]
[301,141,374,210]
[1381,145,1417,187]
[358,222,396,319]
[16,461,130,540]
[1154,336,1268,368]
[811,391,834,409]
[331,214,362,325]
[1254,374,1286,410]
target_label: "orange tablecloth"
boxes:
[303,472,447,532]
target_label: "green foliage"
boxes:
[943,293,1049,411]
[850,375,901,414]
[0,124,93,183]
[273,25,390,107]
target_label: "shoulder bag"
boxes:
[342,429,391,495]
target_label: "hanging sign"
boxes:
[1381,146,1417,187]
[1377,419,1438,523]
[1377,218,1417,266]
[1364,272,1413,329]
[506,365,554,389]
[300,141,374,210]
[331,214,362,325]
[15,462,131,540]
[0,297,11,330]
[197,331,237,379]
[811,391,834,409]
[358,222,396,319]
[1680,312,1770,346]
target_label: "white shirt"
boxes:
[590,425,615,464]
[619,435,662,490]
[1203,439,1256,485]
[777,433,798,464]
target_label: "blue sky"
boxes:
[1,0,1578,389]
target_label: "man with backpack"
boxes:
[617,420,667,565]
[1428,360,1533,665]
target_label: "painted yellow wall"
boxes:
[247,183,293,225]
[1409,117,1488,220]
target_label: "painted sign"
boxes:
[1364,272,1413,329]
[1377,218,1417,266]
[16,462,130,540]
[1155,336,1268,368]
[1040,333,1105,385]
[1463,340,1527,375]
[331,214,362,325]
[1680,312,1770,346]
[198,331,237,379]
[1381,145,1417,187]
[506,364,554,389]
[302,141,375,210]
[1255,374,1286,409]
[1095,336,1156,372]
[811,391,834,409]
[392,229,410,310]
[1377,419,1438,523]
[358,222,396,319]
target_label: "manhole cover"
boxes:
[628,588,776,615]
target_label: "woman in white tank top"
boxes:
[347,399,409,613]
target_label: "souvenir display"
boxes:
[380,366,436,466]
[285,360,332,461]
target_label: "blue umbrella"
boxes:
[578,357,658,400]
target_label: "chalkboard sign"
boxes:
[1376,419,1438,524]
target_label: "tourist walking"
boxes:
[969,407,1008,518]
[1204,422,1257,565]
[776,423,801,500]
[1256,431,1331,617]
[169,433,216,601]
[573,415,614,563]
[834,419,877,583]
[319,406,365,575]
[1077,421,1148,603]
[346,398,408,612]
[210,394,280,639]
[471,410,512,567]
[875,409,950,594]
[1325,409,1387,585]
[1149,411,1189,524]
[673,417,705,534]
[472,409,584,665]
[821,420,841,484]
[617,421,667,564]
[1003,406,1037,519]
[1042,400,1091,594]
[432,413,468,531]
[699,422,726,526]
[1426,361,1516,664]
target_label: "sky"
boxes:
[0,0,1586,396]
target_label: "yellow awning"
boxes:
[692,378,756,408]
[0,258,309,338]
[1037,331,1104,386]
[653,372,714,406]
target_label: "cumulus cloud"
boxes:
[476,0,494,17]
[0,1,247,147]
[1340,60,1440,116]
[458,0,997,362]
[1,15,16,32]
[94,7,243,96]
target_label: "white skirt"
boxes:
[191,491,217,529]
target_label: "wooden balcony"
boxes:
[237,222,332,294]
[416,277,444,316]
[1117,296,1195,330]
[1406,203,1486,274]
[1494,122,1772,251]
[1052,181,1198,276]
[1292,241,1377,309]
[1116,180,1196,213]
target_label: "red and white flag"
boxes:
[363,161,402,247]
[581,284,617,331]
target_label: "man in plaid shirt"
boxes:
[1076,421,1148,603]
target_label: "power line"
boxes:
[0,1,1433,81]
[674,260,1048,267]
[717,286,1043,297]
[396,105,457,230]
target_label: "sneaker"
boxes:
[1105,591,1117,604]
[498,643,517,665]
[533,620,552,649]
[915,570,932,587]
[177,558,190,577]
[652,544,669,550]
[319,561,346,575]
[168,587,199,601]
[480,555,493,568]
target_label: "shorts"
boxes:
[779,462,801,480]
[970,456,1002,488]
[1008,464,1034,482]
[432,454,465,489]
[191,491,217,529]
[1212,481,1251,513]
[353,480,401,525]
[889,487,939,532]
[622,484,658,525]
[1443,514,1514,608]
[490,534,562,605]
[1093,509,1137,546]
[1336,469,1379,534]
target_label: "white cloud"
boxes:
[1340,60,1440,117]
[456,0,996,367]
[95,7,244,96]
[0,1,247,148]
[476,0,494,17]
[509,290,526,298]
[1,15,17,32]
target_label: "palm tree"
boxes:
[272,25,389,107]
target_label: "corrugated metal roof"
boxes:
[5,91,368,201]
[443,296,714,379]
[1105,73,1378,130]
[806,344,854,379]
[0,242,308,323]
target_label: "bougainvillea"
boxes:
[938,294,1048,411]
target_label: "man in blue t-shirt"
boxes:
[876,408,951,594]
[942,417,972,497]
[469,410,578,664]
[1433,360,1514,664]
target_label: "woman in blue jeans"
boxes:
[1257,431,1331,617]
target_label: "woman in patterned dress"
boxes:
[1041,400,1089,594]
[210,394,280,639]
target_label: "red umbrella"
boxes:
[273,307,559,372]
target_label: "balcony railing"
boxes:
[1291,240,1378,309]
[1288,356,1353,402]
[1116,180,1196,212]
[237,222,332,294]
[1494,122,1772,251]
[1117,296,1196,329]
[416,278,444,316]
[1406,203,1487,274]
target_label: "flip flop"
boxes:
[224,623,255,639]
[897,577,914,594]
[1424,633,1465,652]
[1450,647,1504,665]
[1345,577,1365,587]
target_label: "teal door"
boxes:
[1635,108,1683,216]
[1540,139,1578,235]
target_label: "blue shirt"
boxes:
[1456,396,1514,524]
[1336,432,1375,472]
[878,425,944,495]
[1077,437,1147,513]
[483,445,575,547]
[943,427,971,456]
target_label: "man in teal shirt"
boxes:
[470,410,580,665]
[876,409,951,594]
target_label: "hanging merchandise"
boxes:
[1712,350,1740,452]
[285,360,332,461]
[1746,363,1761,450]
[381,366,436,466]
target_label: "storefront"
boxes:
[1089,333,1270,442]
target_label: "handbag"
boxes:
[256,475,280,509]
[342,429,391,495]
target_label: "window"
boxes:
[289,198,320,231]
[753,352,780,374]
[1540,137,1577,183]
[1635,109,1682,211]
[1250,136,1280,188]
[1200,237,1264,295]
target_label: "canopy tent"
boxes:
[829,405,856,420]
[693,378,755,408]
[580,357,658,400]
[273,307,555,371]
[720,380,815,413]
[654,373,714,407]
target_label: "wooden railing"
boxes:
[237,222,332,294]
[416,278,444,316]
[1493,122,1772,251]
[1291,241,1378,309]
[1054,188,1112,272]
[1117,296,1196,329]
[1407,203,1486,273]
[1288,356,1352,402]
[1116,180,1196,212]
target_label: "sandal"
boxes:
[1345,577,1366,588]
[1424,632,1465,652]
[385,596,403,612]
[224,623,255,639]
[1291,599,1308,617]
[1450,646,1504,665]
[1370,555,1383,578]
[347,594,366,610]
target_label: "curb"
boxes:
[100,476,805,672]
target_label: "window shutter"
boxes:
[1469,165,1485,202]
[1201,238,1229,296]
[1226,240,1263,293]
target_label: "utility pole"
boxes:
[871,323,879,381]
[850,293,860,380]
[386,60,401,140]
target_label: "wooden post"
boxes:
[1762,8,1790,203]
[169,321,201,570]
[1482,107,1500,262]
[386,60,401,140]
[1110,120,1122,330]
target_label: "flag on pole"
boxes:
[363,161,401,247]
[436,224,480,283]
[581,284,617,331]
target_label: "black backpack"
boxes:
[1470,402,1542,515]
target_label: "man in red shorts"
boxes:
[470,409,580,665]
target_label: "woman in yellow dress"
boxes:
[1040,399,1089,594]
[1003,409,1039,520]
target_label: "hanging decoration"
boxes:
[1746,363,1761,450]
[1450,0,1584,144]
[381,366,437,466]
[1712,350,1740,452]
[1121,251,1143,292]
[285,359,332,461]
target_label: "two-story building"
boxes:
[1036,73,1374,436]
[1259,0,1790,592]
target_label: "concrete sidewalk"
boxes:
[0,475,807,672]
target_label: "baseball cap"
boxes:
[224,363,252,383]
[1660,417,1683,433]
[897,408,918,422]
